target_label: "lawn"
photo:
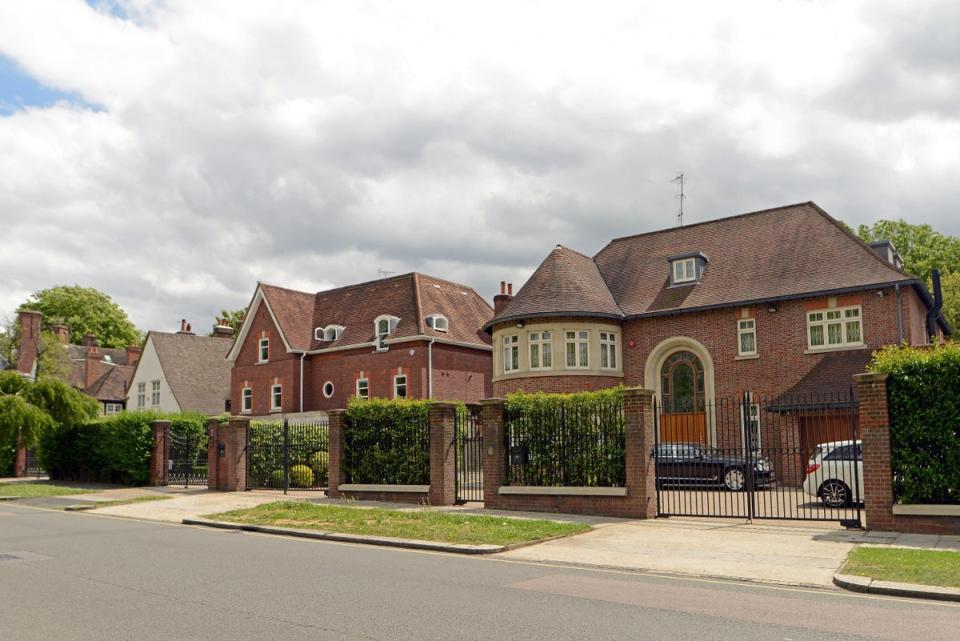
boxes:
[206,501,591,546]
[0,482,102,498]
[842,547,960,588]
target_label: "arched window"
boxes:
[660,351,705,413]
[374,315,399,338]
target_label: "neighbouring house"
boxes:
[227,273,493,417]
[126,319,234,416]
[485,202,951,483]
[14,310,141,415]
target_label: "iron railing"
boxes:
[455,404,484,503]
[168,428,208,487]
[247,419,329,491]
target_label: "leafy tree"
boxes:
[210,308,246,335]
[0,371,98,456]
[857,220,960,330]
[18,285,141,349]
[0,317,71,381]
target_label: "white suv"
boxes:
[802,440,863,508]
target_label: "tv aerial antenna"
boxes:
[672,172,686,226]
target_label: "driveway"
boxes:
[497,516,854,587]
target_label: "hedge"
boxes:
[39,411,206,486]
[504,387,625,487]
[870,343,960,504]
[343,398,431,485]
[0,435,14,477]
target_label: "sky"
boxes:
[1,0,959,335]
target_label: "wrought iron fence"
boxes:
[24,449,45,478]
[343,410,429,485]
[504,395,626,487]
[247,419,329,491]
[168,428,208,487]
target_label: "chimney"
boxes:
[212,319,235,339]
[15,310,43,378]
[50,324,69,344]
[493,281,514,316]
[84,346,101,389]
[126,345,142,367]
[177,319,195,335]
[82,333,98,347]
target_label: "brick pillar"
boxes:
[149,420,171,486]
[206,418,221,490]
[13,446,27,477]
[210,417,249,492]
[428,403,457,506]
[326,410,346,498]
[854,372,895,531]
[624,387,657,519]
[480,398,506,509]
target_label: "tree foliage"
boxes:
[19,285,141,349]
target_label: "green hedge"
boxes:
[343,398,431,485]
[505,387,625,487]
[870,343,960,504]
[0,435,14,477]
[39,411,206,486]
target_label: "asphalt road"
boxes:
[1,503,957,641]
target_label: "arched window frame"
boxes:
[425,314,448,332]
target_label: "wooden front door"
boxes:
[660,350,707,444]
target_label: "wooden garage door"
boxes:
[799,412,859,463]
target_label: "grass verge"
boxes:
[206,501,591,546]
[842,547,960,588]
[0,482,103,498]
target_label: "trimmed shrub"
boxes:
[308,450,329,485]
[870,343,960,504]
[343,397,431,485]
[0,435,14,477]
[289,464,314,488]
[505,387,626,487]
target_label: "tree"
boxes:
[210,308,246,335]
[857,220,960,330]
[0,316,71,381]
[18,285,141,349]
[0,371,98,456]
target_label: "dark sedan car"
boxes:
[655,443,775,491]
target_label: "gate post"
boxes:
[854,372,895,531]
[428,403,458,506]
[209,416,249,491]
[326,410,347,498]
[624,387,657,519]
[206,418,221,490]
[149,420,171,486]
[479,398,506,510]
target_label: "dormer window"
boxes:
[668,252,708,286]
[374,315,399,337]
[315,325,345,341]
[425,314,448,332]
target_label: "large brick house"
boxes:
[227,273,493,417]
[485,202,950,478]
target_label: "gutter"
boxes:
[895,283,904,343]
[299,352,306,413]
[926,269,945,340]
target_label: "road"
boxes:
[1,502,957,641]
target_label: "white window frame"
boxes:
[270,384,282,411]
[241,387,252,414]
[528,331,553,370]
[321,381,335,399]
[807,305,863,350]
[374,315,399,337]
[136,382,146,409]
[151,380,160,406]
[426,314,448,332]
[316,325,344,342]
[672,258,697,284]
[356,378,369,399]
[103,402,122,416]
[565,330,590,369]
[393,374,407,399]
[502,334,520,373]
[599,331,618,370]
[258,337,269,363]
[738,318,757,356]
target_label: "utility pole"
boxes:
[672,172,685,226]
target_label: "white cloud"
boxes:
[0,0,959,334]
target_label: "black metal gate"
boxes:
[168,428,208,487]
[654,390,861,526]
[455,405,484,504]
[247,419,329,492]
[24,450,45,478]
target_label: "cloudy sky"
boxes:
[1,0,958,334]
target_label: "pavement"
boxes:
[3,503,959,641]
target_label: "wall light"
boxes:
[767,304,777,313]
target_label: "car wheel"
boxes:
[820,480,851,508]
[723,467,745,491]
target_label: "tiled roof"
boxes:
[255,272,492,354]
[490,202,922,327]
[84,363,134,402]
[491,246,622,325]
[771,351,872,410]
[68,345,134,400]
[150,332,232,415]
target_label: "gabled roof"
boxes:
[84,363,134,402]
[148,332,232,415]
[229,272,492,359]
[489,246,622,328]
[488,202,939,328]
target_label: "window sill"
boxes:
[240,411,252,415]
[803,345,869,355]
[256,360,269,365]
[269,408,282,413]
[735,354,759,361]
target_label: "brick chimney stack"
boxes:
[50,324,69,344]
[493,281,514,316]
[177,319,195,335]
[82,333,98,347]
[15,310,43,378]
[212,318,235,339]
[84,345,101,389]
[126,345,142,367]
